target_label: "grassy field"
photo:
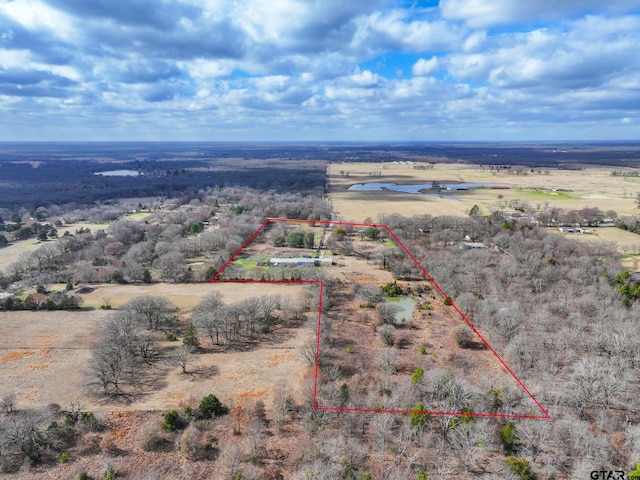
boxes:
[80,282,302,311]
[122,212,152,220]
[0,283,307,412]
[0,310,111,410]
[329,162,640,222]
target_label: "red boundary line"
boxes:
[210,218,550,419]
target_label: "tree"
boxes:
[287,231,305,248]
[142,269,152,283]
[376,302,397,325]
[161,410,188,431]
[379,323,396,346]
[121,296,174,331]
[154,250,185,282]
[501,422,517,454]
[364,226,380,240]
[183,322,200,348]
[0,234,7,246]
[193,292,224,345]
[454,325,476,348]
[410,402,428,429]
[86,311,157,397]
[505,457,537,480]
[304,231,315,248]
[88,335,137,396]
[173,345,194,374]
[0,392,16,414]
[197,393,226,419]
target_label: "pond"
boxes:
[93,169,140,177]
[348,182,510,194]
[385,296,418,324]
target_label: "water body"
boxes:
[348,182,509,194]
[94,169,140,177]
[385,296,418,324]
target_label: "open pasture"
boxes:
[329,162,640,222]
[0,283,308,412]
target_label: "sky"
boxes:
[1,0,640,142]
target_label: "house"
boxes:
[460,242,487,250]
[269,257,333,267]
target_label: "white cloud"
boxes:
[412,57,439,76]
[440,0,640,28]
[0,0,639,140]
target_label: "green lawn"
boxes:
[123,212,152,220]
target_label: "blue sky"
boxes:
[1,0,639,141]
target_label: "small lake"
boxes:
[94,169,140,177]
[348,182,510,194]
[385,296,418,324]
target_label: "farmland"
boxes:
[329,161,639,221]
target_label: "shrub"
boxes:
[505,457,536,480]
[411,367,424,385]
[161,410,188,432]
[364,226,380,240]
[501,422,517,455]
[286,231,305,248]
[58,451,69,464]
[454,325,475,348]
[410,402,427,428]
[102,459,117,480]
[197,394,227,419]
[142,269,152,283]
[74,472,88,480]
[138,423,168,452]
[182,322,200,348]
[419,346,426,355]
[381,281,403,297]
[179,424,203,460]
[378,324,396,346]
[81,412,100,431]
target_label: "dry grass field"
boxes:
[0,283,309,413]
[0,238,43,271]
[329,162,640,222]
[0,310,110,410]
[80,282,301,311]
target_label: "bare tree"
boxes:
[192,291,224,345]
[376,302,397,326]
[0,393,16,415]
[121,296,174,331]
[378,324,396,346]
[172,345,195,374]
[372,412,395,462]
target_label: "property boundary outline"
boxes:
[211,217,551,419]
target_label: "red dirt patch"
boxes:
[1,350,36,362]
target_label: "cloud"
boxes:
[0,67,76,97]
[42,0,200,30]
[412,57,439,75]
[440,0,640,28]
[0,0,640,140]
